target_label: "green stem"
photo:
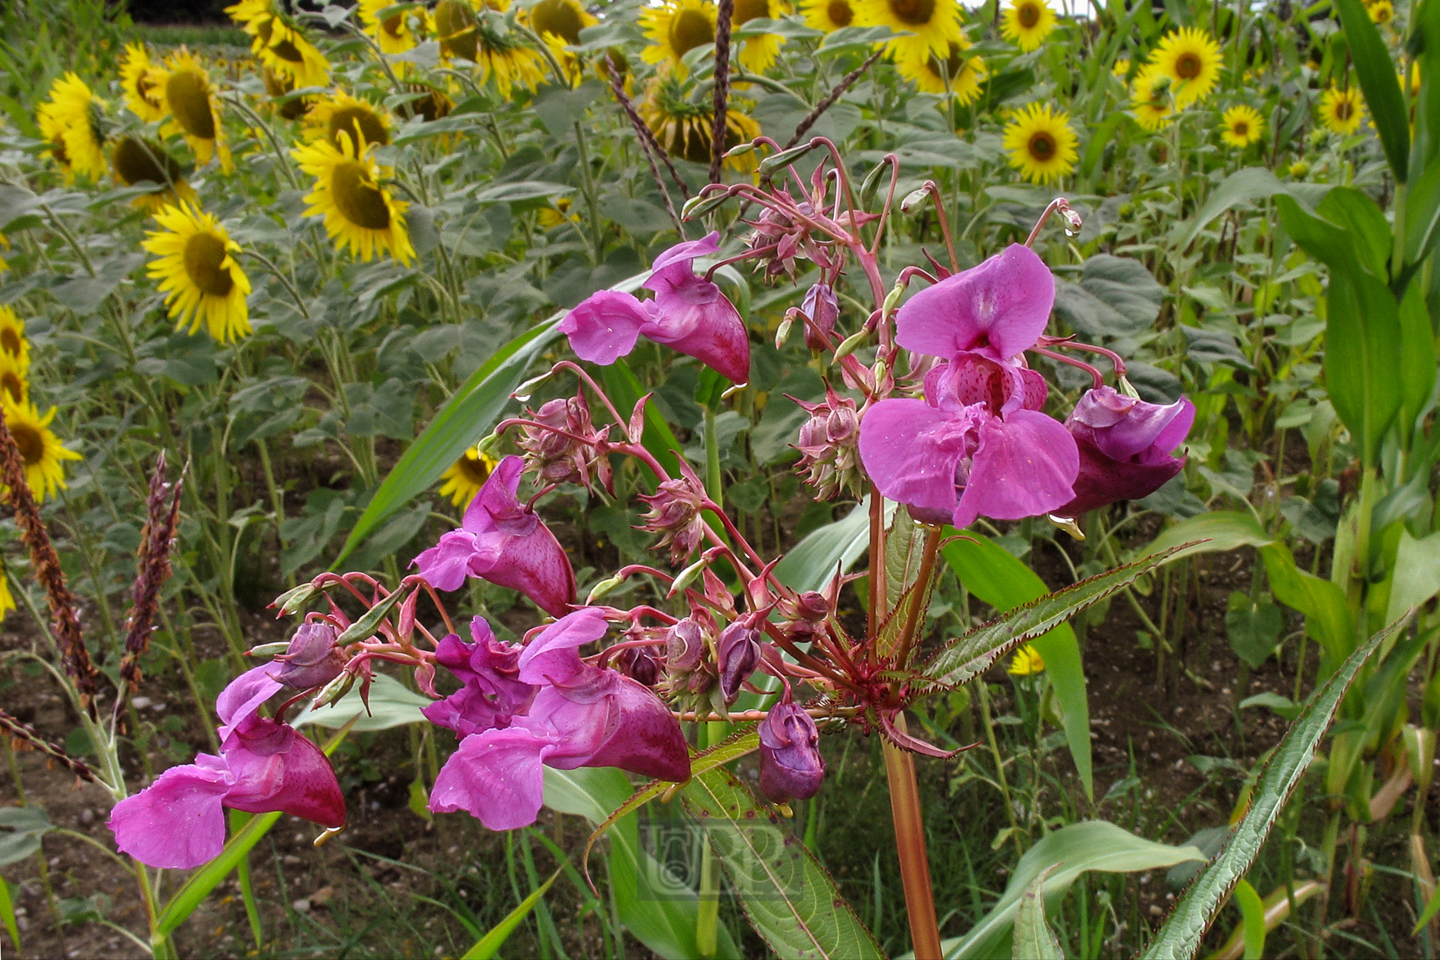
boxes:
[572,121,606,264]
[704,405,723,509]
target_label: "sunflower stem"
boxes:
[571,121,605,264]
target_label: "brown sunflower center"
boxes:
[0,372,24,404]
[112,137,182,188]
[1335,98,1352,120]
[1028,131,1056,161]
[166,70,216,140]
[10,422,42,467]
[734,0,769,25]
[270,36,305,64]
[1233,121,1248,136]
[457,455,492,485]
[532,0,585,43]
[1017,1,1039,27]
[1175,52,1202,79]
[827,0,854,25]
[134,71,163,108]
[183,233,235,298]
[327,105,389,150]
[927,43,967,79]
[331,161,393,230]
[888,0,935,26]
[381,12,406,39]
[435,0,480,60]
[670,7,715,57]
[409,89,452,122]
[1,330,22,359]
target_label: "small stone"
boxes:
[283,855,303,866]
[310,885,334,907]
[80,809,94,825]
[131,697,152,709]
[292,898,311,913]
[1149,905,1163,916]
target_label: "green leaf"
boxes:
[461,869,560,960]
[1415,878,1440,934]
[0,807,51,866]
[773,497,887,595]
[1137,616,1407,960]
[301,673,432,732]
[1386,529,1440,626]
[679,766,883,960]
[1334,0,1410,181]
[1404,161,1440,265]
[1261,543,1355,669]
[937,822,1206,959]
[940,532,1096,800]
[1233,879,1266,960]
[1142,511,1273,562]
[0,877,18,952]
[1012,870,1063,960]
[1181,168,1289,248]
[1225,592,1283,669]
[1320,261,1403,466]
[1396,281,1435,447]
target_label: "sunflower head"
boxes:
[1007,644,1046,675]
[1148,27,1223,107]
[2,399,82,504]
[439,448,499,507]
[120,43,168,123]
[39,74,108,182]
[160,51,232,172]
[1001,0,1055,52]
[111,136,195,212]
[435,0,481,61]
[641,0,718,77]
[1369,0,1394,23]
[1220,104,1264,147]
[0,353,27,407]
[402,85,454,123]
[898,39,987,102]
[1112,57,1130,78]
[143,202,252,344]
[306,91,391,150]
[293,136,415,265]
[638,75,761,170]
[857,0,963,61]
[0,307,29,374]
[1002,102,1078,184]
[732,0,786,73]
[801,0,856,32]
[1320,86,1364,135]
[360,0,424,53]
[1130,64,1175,131]
[263,67,311,120]
[531,0,597,44]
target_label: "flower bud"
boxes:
[271,622,346,690]
[617,646,661,687]
[518,394,610,489]
[792,386,863,500]
[717,622,761,702]
[758,701,825,802]
[666,618,706,673]
[638,463,709,566]
[800,283,839,353]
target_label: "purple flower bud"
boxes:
[1053,386,1194,517]
[717,622,761,702]
[792,386,862,500]
[617,646,660,686]
[519,395,612,490]
[270,621,346,690]
[666,618,706,673]
[638,461,710,566]
[758,701,825,803]
[801,283,839,352]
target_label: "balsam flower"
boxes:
[758,699,825,802]
[561,233,751,384]
[413,455,576,617]
[422,617,534,737]
[1053,386,1194,517]
[269,621,345,689]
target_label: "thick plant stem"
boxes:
[883,714,942,960]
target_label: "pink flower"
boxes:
[421,616,535,738]
[108,666,345,869]
[428,609,690,830]
[758,700,825,802]
[413,455,575,617]
[560,233,751,383]
[1054,386,1194,517]
[269,621,345,690]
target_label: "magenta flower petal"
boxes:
[858,398,976,525]
[559,290,650,365]
[1057,441,1186,517]
[954,409,1078,528]
[422,618,533,737]
[215,664,284,744]
[412,530,480,592]
[1070,387,1195,460]
[428,726,557,830]
[222,717,347,828]
[108,760,233,869]
[581,674,692,783]
[896,244,1054,362]
[641,232,750,383]
[517,608,609,687]
[647,232,721,279]
[758,701,825,803]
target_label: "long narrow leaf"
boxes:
[1138,615,1409,960]
[1334,0,1410,182]
[461,869,560,960]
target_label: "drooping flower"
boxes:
[159,50,233,173]
[438,447,498,508]
[758,699,825,802]
[38,74,108,182]
[293,134,415,265]
[1219,104,1264,147]
[857,0,964,62]
[470,12,550,96]
[801,0,856,32]
[428,609,690,830]
[560,232,751,384]
[1,399,81,503]
[360,0,426,54]
[263,66,311,121]
[1319,86,1364,136]
[143,201,252,344]
[0,307,29,374]
[1001,0,1054,52]
[422,617,534,737]
[435,0,482,60]
[252,11,332,88]
[640,0,717,78]
[1130,65,1175,131]
[897,39,988,103]
[638,75,763,171]
[111,137,196,213]
[529,0,597,46]
[413,455,576,617]
[1147,27,1222,108]
[120,43,168,123]
[1003,103,1078,184]
[269,621,346,690]
[1052,386,1194,518]
[304,91,391,151]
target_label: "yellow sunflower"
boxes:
[143,202,252,344]
[732,0,787,74]
[120,43,168,123]
[36,103,74,183]
[224,0,272,31]
[1,399,82,504]
[1003,102,1077,184]
[304,91,391,150]
[1219,104,1264,147]
[255,16,331,89]
[530,0,597,45]
[0,307,30,374]
[263,66,312,121]
[473,15,549,96]
[1007,644,1045,675]
[856,0,963,61]
[439,448,499,507]
[0,569,14,620]
[1369,0,1394,24]
[539,195,580,229]
[638,75,762,171]
[1112,57,1130,78]
[38,74,108,182]
[294,135,415,265]
[1147,27,1223,108]
[641,0,718,78]
[401,84,455,122]
[359,0,426,54]
[802,0,856,32]
[897,38,988,103]
[0,353,27,406]
[1000,0,1054,53]
[110,136,197,213]
[1319,86,1364,135]
[1130,64,1174,131]
[159,50,233,173]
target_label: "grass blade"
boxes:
[462,868,561,960]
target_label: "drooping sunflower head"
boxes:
[1001,0,1055,53]
[1007,644,1046,675]
[263,66,311,121]
[1002,102,1078,184]
[2,399,82,504]
[801,0,857,32]
[293,135,416,265]
[401,84,455,123]
[435,0,482,62]
[0,307,30,374]
[160,50,233,173]
[253,14,331,89]
[1130,64,1174,131]
[1148,27,1222,108]
[439,448,499,507]
[638,75,761,170]
[897,38,988,103]
[110,136,196,213]
[732,0,787,74]
[857,0,963,62]
[224,0,275,32]
[305,91,391,150]
[530,0,598,45]
[0,352,27,407]
[143,201,252,344]
[120,43,168,123]
[1320,86,1364,135]
[360,0,425,53]
[1219,104,1264,147]
[641,0,718,77]
[469,12,549,97]
[39,73,108,183]
[36,103,73,182]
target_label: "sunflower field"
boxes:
[0,0,1439,955]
